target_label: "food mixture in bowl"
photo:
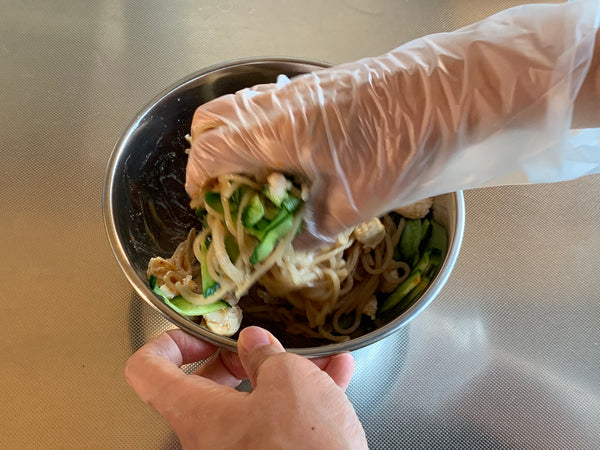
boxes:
[147,167,448,343]
[103,60,463,352]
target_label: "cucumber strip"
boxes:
[255,217,270,230]
[204,192,223,214]
[194,207,207,220]
[396,219,421,263]
[244,217,271,241]
[281,195,302,214]
[264,208,293,233]
[426,220,448,258]
[224,233,240,263]
[417,219,432,265]
[230,186,247,206]
[420,218,431,242]
[250,214,294,264]
[242,193,265,227]
[149,276,229,316]
[395,276,431,312]
[244,225,266,240]
[380,270,422,313]
[199,237,219,297]
[429,248,443,266]
[248,207,291,243]
[413,249,432,274]
[337,313,355,330]
[165,296,229,316]
[262,202,279,220]
[263,185,287,207]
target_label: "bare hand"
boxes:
[125,327,368,449]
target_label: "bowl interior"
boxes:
[105,59,464,356]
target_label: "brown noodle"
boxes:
[148,174,412,342]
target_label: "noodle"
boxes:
[147,173,439,343]
[235,211,304,297]
[208,214,244,284]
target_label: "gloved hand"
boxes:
[186,1,600,243]
[125,327,367,449]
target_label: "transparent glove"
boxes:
[186,0,600,243]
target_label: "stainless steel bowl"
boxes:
[103,58,465,357]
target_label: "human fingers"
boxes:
[189,75,287,139]
[193,349,246,387]
[189,81,278,141]
[236,326,286,387]
[316,353,355,392]
[124,330,219,410]
[199,346,356,387]
[185,74,321,203]
[218,348,248,379]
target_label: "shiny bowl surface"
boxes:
[103,58,465,357]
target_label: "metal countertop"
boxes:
[1,1,599,448]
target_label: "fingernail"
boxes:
[239,326,271,351]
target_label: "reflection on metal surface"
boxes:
[350,312,501,449]
[452,349,600,448]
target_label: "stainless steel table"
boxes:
[2,1,599,448]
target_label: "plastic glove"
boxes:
[186,1,600,243]
[125,327,367,449]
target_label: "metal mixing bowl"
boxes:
[103,58,465,357]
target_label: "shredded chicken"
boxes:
[266,173,292,203]
[353,218,386,250]
[394,198,433,219]
[363,296,378,320]
[202,306,243,337]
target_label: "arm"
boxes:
[573,29,600,128]
[187,2,600,242]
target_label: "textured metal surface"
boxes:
[2,0,599,449]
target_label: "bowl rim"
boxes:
[103,57,465,357]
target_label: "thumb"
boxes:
[237,326,285,387]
